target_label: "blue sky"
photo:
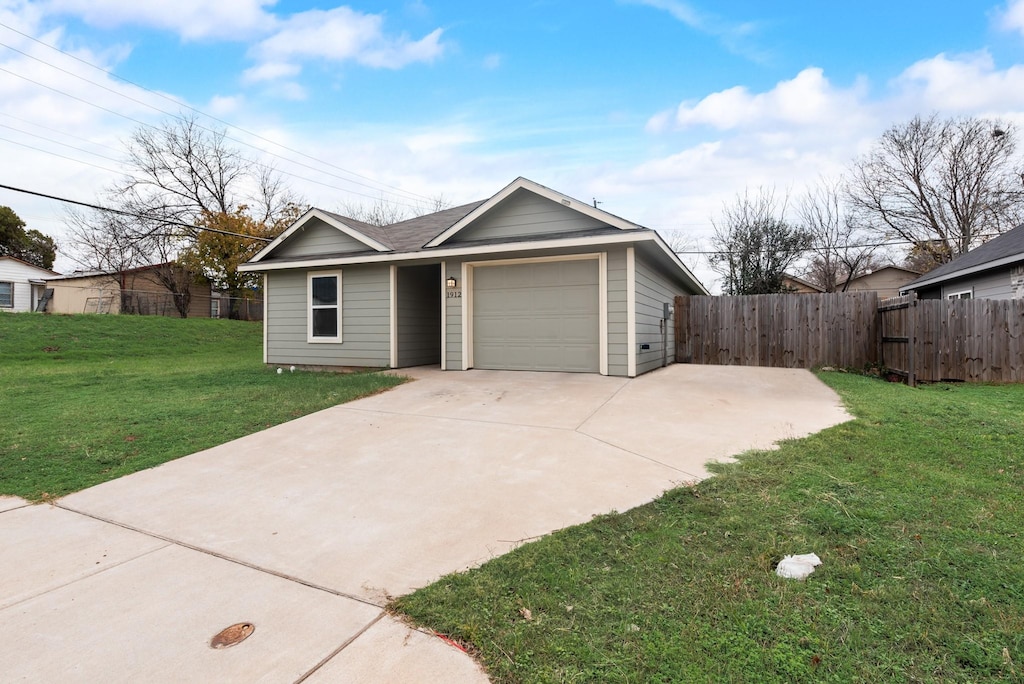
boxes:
[2,0,1024,288]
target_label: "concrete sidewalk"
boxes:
[0,365,849,682]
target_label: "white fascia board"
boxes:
[241,231,666,273]
[901,253,1024,293]
[423,177,645,248]
[647,231,711,295]
[249,208,390,264]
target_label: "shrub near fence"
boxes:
[676,292,879,370]
[676,292,1024,384]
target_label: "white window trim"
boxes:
[946,289,973,300]
[440,260,447,371]
[0,281,13,308]
[307,271,342,343]
[389,265,398,368]
[626,247,637,377]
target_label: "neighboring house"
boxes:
[900,225,1024,300]
[239,177,708,376]
[844,266,921,299]
[0,256,59,312]
[45,263,215,317]
[782,273,825,294]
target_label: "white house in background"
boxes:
[0,256,59,312]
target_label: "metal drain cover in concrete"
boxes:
[210,622,254,649]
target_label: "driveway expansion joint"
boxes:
[292,611,386,684]
[55,502,386,611]
[0,540,171,613]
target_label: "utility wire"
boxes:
[0,64,431,208]
[0,122,126,165]
[672,232,1008,257]
[0,24,435,204]
[0,182,274,242]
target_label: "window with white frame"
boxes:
[947,289,972,300]
[308,272,341,342]
[0,282,12,308]
[210,299,221,319]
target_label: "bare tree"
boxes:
[659,229,702,273]
[799,177,878,292]
[339,194,452,227]
[66,114,304,315]
[710,188,812,295]
[340,197,410,227]
[847,114,1023,271]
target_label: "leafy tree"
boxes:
[710,188,812,294]
[0,205,57,270]
[178,206,301,315]
[848,114,1023,271]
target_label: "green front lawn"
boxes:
[0,313,404,500]
[394,373,1024,683]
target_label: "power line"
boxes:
[0,182,274,242]
[0,23,435,205]
[0,135,124,175]
[0,62,430,210]
[672,233,1008,257]
[0,122,126,165]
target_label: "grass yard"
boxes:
[0,313,403,500]
[394,373,1024,683]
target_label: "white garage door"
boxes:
[472,259,600,372]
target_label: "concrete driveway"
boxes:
[0,365,849,682]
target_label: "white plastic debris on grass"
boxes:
[776,553,822,580]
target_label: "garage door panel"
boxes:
[473,259,600,372]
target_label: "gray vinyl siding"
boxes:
[606,247,629,377]
[396,265,441,367]
[634,253,684,375]
[273,218,370,258]
[444,260,464,369]
[940,267,1017,300]
[449,189,607,243]
[265,266,390,367]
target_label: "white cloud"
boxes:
[251,7,445,72]
[659,68,869,132]
[997,0,1024,35]
[205,94,244,116]
[403,128,478,154]
[40,0,276,41]
[623,0,767,62]
[242,61,301,84]
[895,51,1024,113]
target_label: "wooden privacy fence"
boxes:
[676,292,879,369]
[878,294,1024,384]
[676,292,1024,384]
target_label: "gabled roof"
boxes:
[902,224,1024,292]
[239,177,709,294]
[0,255,59,276]
[424,177,643,248]
[249,208,393,263]
[782,273,824,292]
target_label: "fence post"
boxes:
[908,292,918,387]
[675,295,689,362]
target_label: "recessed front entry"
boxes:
[472,258,600,372]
